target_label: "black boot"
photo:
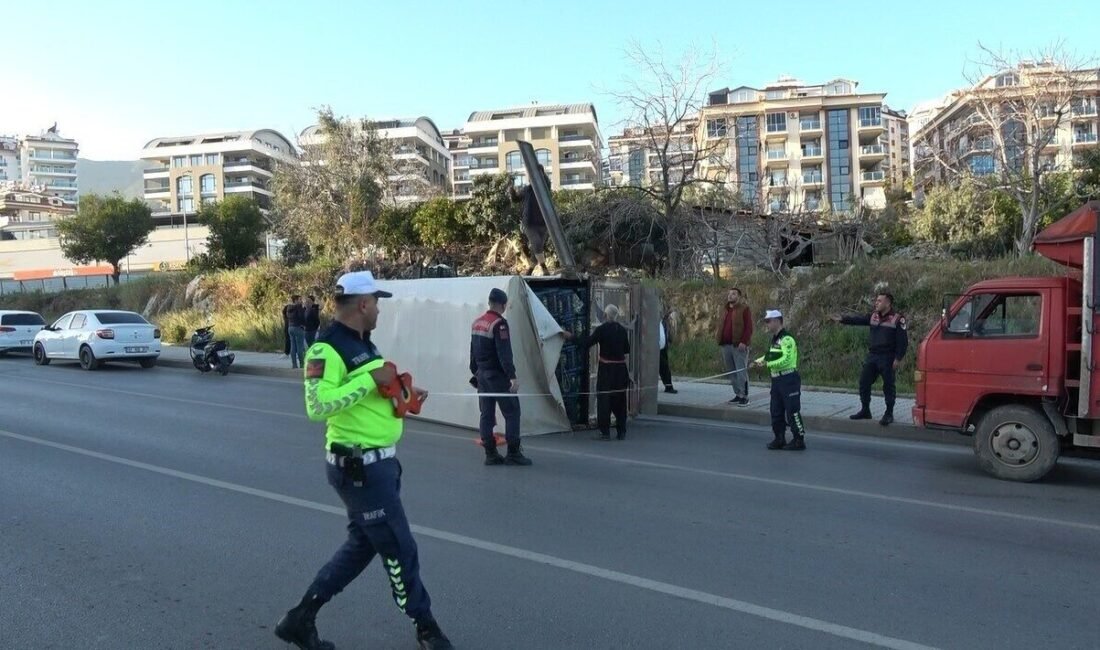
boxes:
[849,407,872,420]
[783,436,806,451]
[275,595,334,650]
[767,432,786,450]
[484,445,504,465]
[504,441,533,466]
[880,410,894,426]
[415,617,454,649]
[592,432,611,441]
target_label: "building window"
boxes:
[172,156,185,168]
[732,89,756,103]
[765,89,786,100]
[859,107,881,127]
[506,151,523,172]
[200,174,216,194]
[706,119,728,138]
[766,113,787,133]
[995,73,1019,88]
[177,197,194,212]
[177,175,193,195]
[536,148,552,168]
[628,149,644,186]
[970,154,995,176]
[827,108,852,212]
[736,116,760,204]
[189,155,202,166]
[205,154,219,165]
[826,81,853,96]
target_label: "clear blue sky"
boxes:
[2,0,1095,160]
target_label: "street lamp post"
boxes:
[180,171,192,263]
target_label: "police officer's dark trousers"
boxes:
[770,371,805,442]
[307,457,432,624]
[859,354,896,413]
[596,362,629,438]
[478,371,520,446]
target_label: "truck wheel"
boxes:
[974,405,1059,482]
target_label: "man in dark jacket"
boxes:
[507,165,551,276]
[470,288,532,466]
[717,288,753,406]
[303,295,321,346]
[570,304,632,440]
[284,295,306,369]
[831,292,909,426]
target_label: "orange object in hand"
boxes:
[376,361,423,418]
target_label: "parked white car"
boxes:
[0,310,47,356]
[33,310,161,370]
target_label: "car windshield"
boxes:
[94,312,149,325]
[1,313,45,326]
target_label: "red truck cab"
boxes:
[913,202,1100,481]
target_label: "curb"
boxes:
[157,357,301,380]
[674,377,917,400]
[657,402,969,447]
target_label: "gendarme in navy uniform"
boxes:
[469,288,533,466]
[833,291,909,426]
[275,271,454,650]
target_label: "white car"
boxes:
[0,310,46,356]
[33,310,161,370]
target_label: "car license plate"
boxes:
[20,340,31,345]
[125,346,148,354]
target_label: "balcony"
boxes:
[30,167,78,177]
[799,119,822,132]
[560,157,595,171]
[467,139,499,152]
[801,146,823,160]
[29,152,77,162]
[801,172,824,186]
[1072,105,1098,119]
[561,177,596,190]
[859,117,885,136]
[559,135,595,149]
[861,170,886,184]
[859,144,886,161]
[1072,133,1098,146]
[145,185,170,198]
[143,166,170,176]
[224,159,272,175]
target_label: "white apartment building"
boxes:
[700,77,894,214]
[451,103,603,197]
[299,116,451,203]
[0,124,79,205]
[0,188,75,241]
[140,129,297,228]
[606,118,699,189]
[881,107,911,187]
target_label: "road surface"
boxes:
[1,355,1098,649]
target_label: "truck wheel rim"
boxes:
[990,422,1040,467]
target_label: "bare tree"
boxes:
[918,43,1097,254]
[605,41,727,274]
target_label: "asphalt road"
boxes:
[1,354,1099,650]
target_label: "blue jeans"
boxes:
[288,326,306,368]
[307,458,433,623]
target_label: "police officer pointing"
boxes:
[831,291,909,426]
[470,288,533,466]
[275,271,454,650]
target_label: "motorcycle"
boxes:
[189,326,235,376]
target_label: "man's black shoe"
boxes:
[783,437,806,451]
[416,618,454,649]
[505,443,533,466]
[880,412,894,426]
[767,437,786,450]
[484,449,505,465]
[592,433,611,441]
[849,410,872,420]
[664,387,678,394]
[275,601,334,650]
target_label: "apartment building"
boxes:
[700,77,894,214]
[606,118,699,189]
[140,129,297,227]
[881,107,911,187]
[0,187,75,240]
[0,124,79,206]
[300,116,451,203]
[451,103,603,195]
[912,63,1100,193]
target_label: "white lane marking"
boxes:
[0,428,939,650]
[13,373,1100,533]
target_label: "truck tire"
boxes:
[974,405,1059,482]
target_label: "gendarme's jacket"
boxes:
[303,321,401,449]
[840,310,909,360]
[469,310,516,380]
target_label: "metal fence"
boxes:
[0,271,152,297]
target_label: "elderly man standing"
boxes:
[567,304,631,441]
[717,288,753,406]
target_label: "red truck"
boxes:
[912,201,1100,482]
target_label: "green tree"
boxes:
[57,193,154,284]
[412,197,474,251]
[462,173,520,240]
[370,203,421,258]
[272,106,394,260]
[911,176,1018,257]
[197,196,267,269]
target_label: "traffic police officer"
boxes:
[470,288,533,466]
[753,309,806,451]
[275,271,454,650]
[831,291,909,426]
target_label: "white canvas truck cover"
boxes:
[371,275,571,435]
